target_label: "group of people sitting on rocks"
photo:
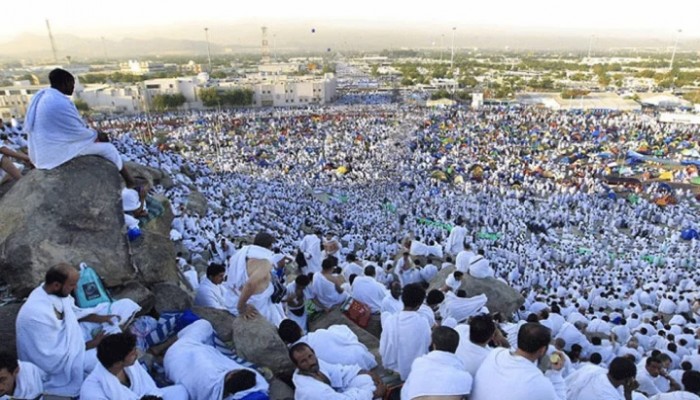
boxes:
[2,67,700,399]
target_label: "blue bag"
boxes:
[74,263,112,308]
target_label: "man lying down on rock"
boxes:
[164,320,269,400]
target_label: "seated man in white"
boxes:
[15,264,136,398]
[651,370,700,399]
[455,314,498,377]
[441,290,489,323]
[24,68,134,185]
[455,244,476,273]
[351,266,387,314]
[164,320,269,400]
[402,326,473,400]
[0,353,45,400]
[468,250,494,279]
[310,256,348,311]
[285,274,312,333]
[278,319,377,370]
[290,342,385,400]
[380,281,403,314]
[80,332,188,400]
[567,356,637,400]
[471,323,566,400]
[194,263,229,310]
[380,283,432,380]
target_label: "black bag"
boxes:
[295,249,307,269]
[270,273,287,303]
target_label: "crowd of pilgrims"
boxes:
[3,96,700,399]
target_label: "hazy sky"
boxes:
[3,0,698,42]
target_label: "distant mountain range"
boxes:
[1,21,698,62]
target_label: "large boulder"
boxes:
[152,282,192,314]
[124,161,174,189]
[232,317,295,379]
[185,191,208,216]
[0,157,133,297]
[140,194,174,239]
[191,306,236,342]
[0,303,21,355]
[130,231,178,286]
[429,266,524,318]
[269,378,295,400]
[111,281,155,315]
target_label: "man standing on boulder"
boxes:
[23,68,135,186]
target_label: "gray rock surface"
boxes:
[130,231,179,286]
[111,281,155,315]
[0,303,21,355]
[429,266,524,317]
[185,190,208,216]
[191,306,236,342]
[232,316,295,379]
[124,161,174,189]
[152,282,192,314]
[0,156,133,297]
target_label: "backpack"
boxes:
[343,299,371,328]
[74,263,112,308]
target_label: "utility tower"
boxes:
[45,19,58,63]
[261,26,270,64]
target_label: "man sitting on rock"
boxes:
[290,342,385,400]
[24,68,135,186]
[278,319,377,370]
[164,320,268,400]
[0,352,45,400]
[15,263,141,398]
[194,263,229,311]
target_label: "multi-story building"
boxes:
[0,83,43,119]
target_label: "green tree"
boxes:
[74,99,90,112]
[152,93,186,111]
[199,87,221,107]
[561,89,590,99]
[683,91,700,104]
[370,64,380,77]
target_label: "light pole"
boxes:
[669,29,682,71]
[204,27,212,73]
[586,35,594,61]
[450,27,456,72]
[451,27,456,96]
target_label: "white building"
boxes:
[219,73,337,107]
[120,60,167,75]
[0,83,43,119]
[76,84,143,114]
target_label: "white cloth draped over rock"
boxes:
[25,87,97,169]
[401,350,473,400]
[164,320,269,400]
[77,299,142,339]
[296,325,377,370]
[292,359,375,400]
[380,310,431,380]
[16,286,89,397]
[440,292,489,323]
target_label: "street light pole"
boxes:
[669,29,682,71]
[204,27,212,73]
